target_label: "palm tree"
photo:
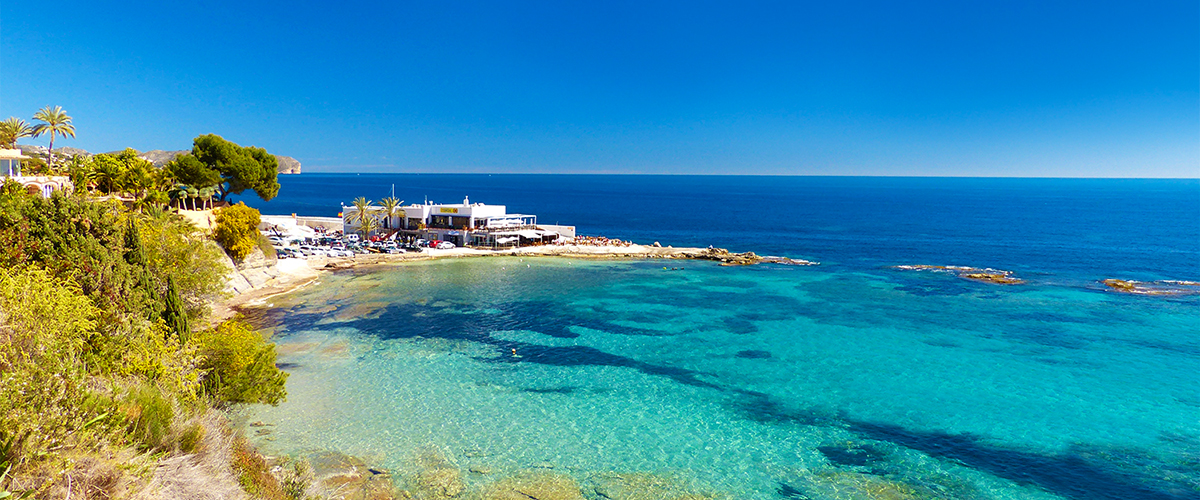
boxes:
[379,197,403,229]
[358,213,380,239]
[0,117,33,148]
[344,196,373,225]
[31,106,75,168]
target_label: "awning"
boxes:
[516,230,544,238]
[495,236,518,244]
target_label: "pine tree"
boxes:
[162,275,191,343]
[124,218,160,319]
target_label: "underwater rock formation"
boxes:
[587,472,716,500]
[474,471,584,500]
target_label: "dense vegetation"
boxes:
[4,106,279,210]
[0,185,289,498]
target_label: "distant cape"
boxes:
[16,145,301,174]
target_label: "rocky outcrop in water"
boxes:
[894,265,1024,285]
[690,248,818,267]
[1102,279,1200,296]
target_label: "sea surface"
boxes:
[235,175,1200,500]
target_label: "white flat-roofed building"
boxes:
[342,195,573,246]
[0,148,72,198]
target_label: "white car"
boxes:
[299,246,327,257]
[436,241,456,250]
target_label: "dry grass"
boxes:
[136,411,248,500]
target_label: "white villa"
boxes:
[0,148,72,197]
[342,196,575,247]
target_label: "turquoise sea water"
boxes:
[240,257,1199,499]
[236,176,1199,499]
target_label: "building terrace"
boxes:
[342,196,575,247]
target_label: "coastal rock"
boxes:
[1102,278,1200,296]
[962,272,1024,285]
[276,155,302,174]
[1103,279,1137,291]
[476,471,584,500]
[895,265,1024,285]
[694,247,762,266]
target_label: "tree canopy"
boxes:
[188,134,280,202]
[31,106,76,167]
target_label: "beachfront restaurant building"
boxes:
[0,148,73,198]
[342,196,574,247]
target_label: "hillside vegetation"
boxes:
[0,188,294,499]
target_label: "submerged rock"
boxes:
[407,448,466,499]
[587,472,716,500]
[786,471,935,500]
[475,471,584,500]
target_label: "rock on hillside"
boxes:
[17,144,92,159]
[139,149,188,166]
[16,144,300,174]
[140,150,300,174]
[276,155,301,174]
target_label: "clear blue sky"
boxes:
[2,1,1196,177]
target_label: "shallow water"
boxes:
[239,257,1200,499]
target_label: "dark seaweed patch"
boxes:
[731,390,1193,500]
[722,317,760,334]
[847,422,1189,500]
[736,350,772,359]
[521,386,579,394]
[776,482,811,499]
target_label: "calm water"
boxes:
[237,176,1200,499]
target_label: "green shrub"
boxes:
[123,384,174,451]
[138,212,227,319]
[177,422,205,454]
[195,320,288,405]
[213,202,261,261]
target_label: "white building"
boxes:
[0,148,72,197]
[342,196,575,247]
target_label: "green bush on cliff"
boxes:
[213,201,262,261]
[195,320,288,406]
[0,187,288,495]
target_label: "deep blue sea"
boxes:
[236,175,1200,500]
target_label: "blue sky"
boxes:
[2,1,1196,176]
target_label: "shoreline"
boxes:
[216,244,813,322]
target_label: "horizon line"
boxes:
[294,171,1200,180]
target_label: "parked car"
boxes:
[436,241,456,250]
